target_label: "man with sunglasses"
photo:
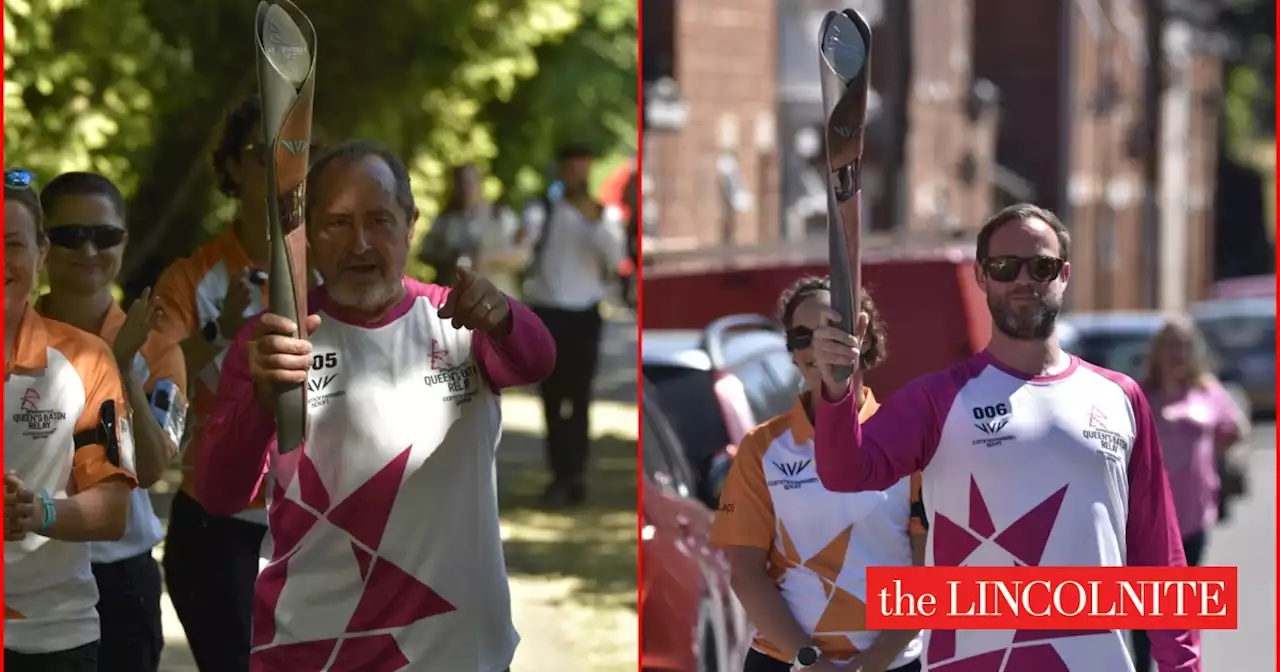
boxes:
[35,171,188,672]
[4,169,138,672]
[807,203,1200,671]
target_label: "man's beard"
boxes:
[988,292,1061,340]
[328,276,402,315]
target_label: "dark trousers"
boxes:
[1131,530,1207,672]
[163,490,266,672]
[5,642,99,672]
[532,305,604,486]
[744,648,922,672]
[93,551,164,671]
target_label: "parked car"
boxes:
[641,381,749,672]
[642,315,800,506]
[1056,311,1256,417]
[1191,297,1275,415]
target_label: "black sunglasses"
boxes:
[46,225,126,250]
[5,168,36,190]
[982,255,1064,283]
[786,327,814,352]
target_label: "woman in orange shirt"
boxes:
[710,277,925,672]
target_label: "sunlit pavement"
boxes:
[1200,421,1275,672]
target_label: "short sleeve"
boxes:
[909,472,928,536]
[153,260,200,342]
[71,348,137,493]
[708,428,776,550]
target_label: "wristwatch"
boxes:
[202,319,230,348]
[792,645,822,670]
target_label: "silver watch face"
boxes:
[797,646,820,666]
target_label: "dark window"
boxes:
[642,366,731,477]
[642,0,675,83]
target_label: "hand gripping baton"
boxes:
[818,9,872,384]
[255,0,317,454]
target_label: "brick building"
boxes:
[643,0,1227,312]
[642,0,781,251]
[972,0,1227,311]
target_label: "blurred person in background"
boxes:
[520,144,627,509]
[808,204,1199,670]
[36,172,189,672]
[711,277,925,672]
[418,164,526,293]
[1129,315,1250,672]
[4,169,136,672]
[152,95,274,672]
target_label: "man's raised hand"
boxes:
[438,267,512,336]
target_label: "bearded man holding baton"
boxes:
[194,140,555,670]
[809,203,1200,671]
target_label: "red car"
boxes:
[642,382,749,672]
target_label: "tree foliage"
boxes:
[4,0,637,295]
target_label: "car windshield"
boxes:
[1197,315,1275,362]
[642,365,731,472]
[1067,333,1156,380]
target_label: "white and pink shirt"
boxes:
[814,351,1201,672]
[196,278,555,672]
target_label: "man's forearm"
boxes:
[43,480,131,542]
[119,368,176,488]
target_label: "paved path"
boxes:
[1200,421,1275,672]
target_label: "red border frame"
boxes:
[634,0,646,669]
[2,14,8,660]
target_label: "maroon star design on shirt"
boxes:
[251,445,456,671]
[926,476,1100,670]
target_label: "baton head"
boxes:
[258,3,312,85]
[818,10,873,171]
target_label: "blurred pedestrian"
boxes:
[152,95,275,672]
[521,144,627,508]
[711,278,924,672]
[195,140,554,670]
[36,172,189,672]
[418,164,526,293]
[1129,315,1250,672]
[808,204,1200,670]
[4,169,136,672]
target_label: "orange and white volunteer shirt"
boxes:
[35,297,189,564]
[710,391,925,668]
[5,305,138,653]
[153,227,269,524]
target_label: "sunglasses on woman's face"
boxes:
[5,168,36,190]
[786,327,815,352]
[981,255,1065,283]
[46,224,126,250]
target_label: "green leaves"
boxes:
[4,0,637,292]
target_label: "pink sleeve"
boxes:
[1207,382,1244,446]
[814,371,958,492]
[473,297,557,390]
[1120,377,1202,671]
[195,314,275,516]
